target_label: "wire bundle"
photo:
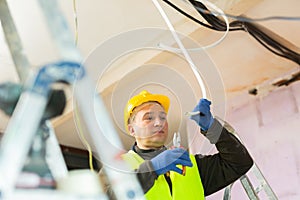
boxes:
[162,0,300,65]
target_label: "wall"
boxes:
[191,81,300,200]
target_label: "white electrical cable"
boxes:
[152,0,207,99]
[153,0,227,157]
[158,0,229,52]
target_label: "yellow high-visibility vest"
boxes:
[122,150,205,200]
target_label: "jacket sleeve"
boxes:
[195,117,254,196]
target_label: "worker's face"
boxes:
[128,102,168,149]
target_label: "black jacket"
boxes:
[134,118,254,196]
[100,118,254,199]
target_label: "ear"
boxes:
[127,124,135,136]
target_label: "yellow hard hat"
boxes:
[124,90,170,133]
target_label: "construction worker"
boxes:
[102,90,253,199]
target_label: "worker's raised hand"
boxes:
[190,98,214,131]
[150,148,192,176]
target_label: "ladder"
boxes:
[223,130,278,200]
[223,163,278,200]
[0,0,145,199]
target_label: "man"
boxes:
[103,90,253,199]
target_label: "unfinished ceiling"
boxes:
[0,0,299,151]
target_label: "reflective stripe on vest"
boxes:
[122,150,205,200]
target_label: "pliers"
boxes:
[173,132,186,176]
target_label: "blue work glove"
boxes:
[150,148,192,176]
[190,98,214,131]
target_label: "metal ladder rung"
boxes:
[251,164,277,199]
[240,175,259,200]
[221,126,278,200]
[223,163,278,200]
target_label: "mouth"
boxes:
[153,129,164,134]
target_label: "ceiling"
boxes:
[0,0,299,152]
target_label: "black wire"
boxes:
[162,0,218,31]
[189,0,227,31]
[189,1,300,22]
[189,0,300,64]
[162,0,243,31]
[247,28,293,60]
[162,0,300,65]
[246,22,300,63]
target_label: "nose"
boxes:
[153,118,163,127]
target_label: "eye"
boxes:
[143,113,154,121]
[146,116,153,120]
[160,116,166,120]
[160,113,167,121]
